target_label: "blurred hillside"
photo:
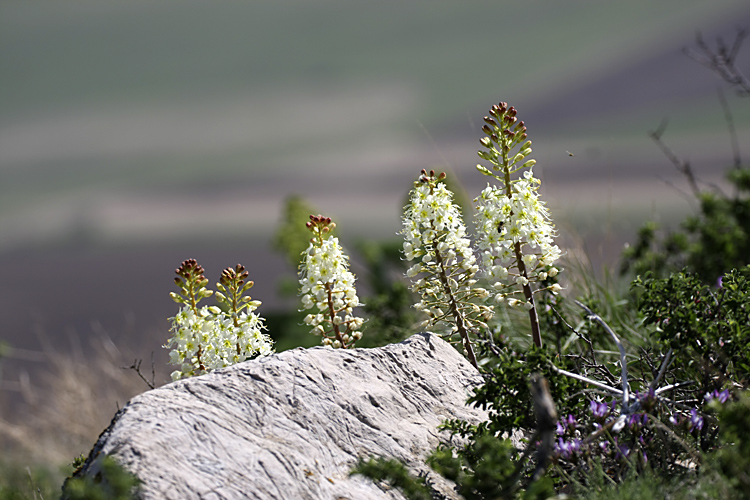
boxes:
[1,0,749,464]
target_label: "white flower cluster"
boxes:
[165,304,272,381]
[401,171,493,334]
[475,169,561,305]
[299,235,364,347]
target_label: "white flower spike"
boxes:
[298,215,365,348]
[164,260,273,381]
[474,102,563,347]
[401,169,490,369]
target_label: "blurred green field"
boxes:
[1,0,748,246]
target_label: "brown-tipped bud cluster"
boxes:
[220,264,250,287]
[477,101,531,163]
[306,214,337,241]
[176,259,204,279]
[418,169,447,184]
[175,259,209,288]
[308,214,332,227]
[488,102,508,117]
[171,258,213,308]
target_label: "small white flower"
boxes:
[406,264,422,278]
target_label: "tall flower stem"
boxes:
[326,282,345,345]
[503,163,542,348]
[514,241,542,347]
[434,243,479,369]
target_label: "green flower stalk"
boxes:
[298,215,365,348]
[164,259,272,380]
[401,170,491,369]
[475,102,562,348]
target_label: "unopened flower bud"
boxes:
[476,164,493,176]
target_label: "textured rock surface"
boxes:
[75,333,488,499]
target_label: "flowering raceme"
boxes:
[164,260,273,381]
[475,170,562,296]
[401,170,490,369]
[475,102,562,347]
[298,215,364,348]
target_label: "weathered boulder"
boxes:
[73,333,488,499]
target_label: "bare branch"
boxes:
[717,87,743,170]
[648,348,673,394]
[648,120,701,197]
[549,363,622,396]
[685,28,750,96]
[575,301,630,408]
[125,354,156,390]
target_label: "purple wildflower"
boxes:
[590,400,610,420]
[689,408,704,432]
[705,389,731,404]
[615,442,630,461]
[627,413,648,429]
[565,414,577,429]
[556,421,565,436]
[556,414,577,436]
[636,387,657,412]
[556,438,582,459]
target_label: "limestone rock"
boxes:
[72,333,488,499]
